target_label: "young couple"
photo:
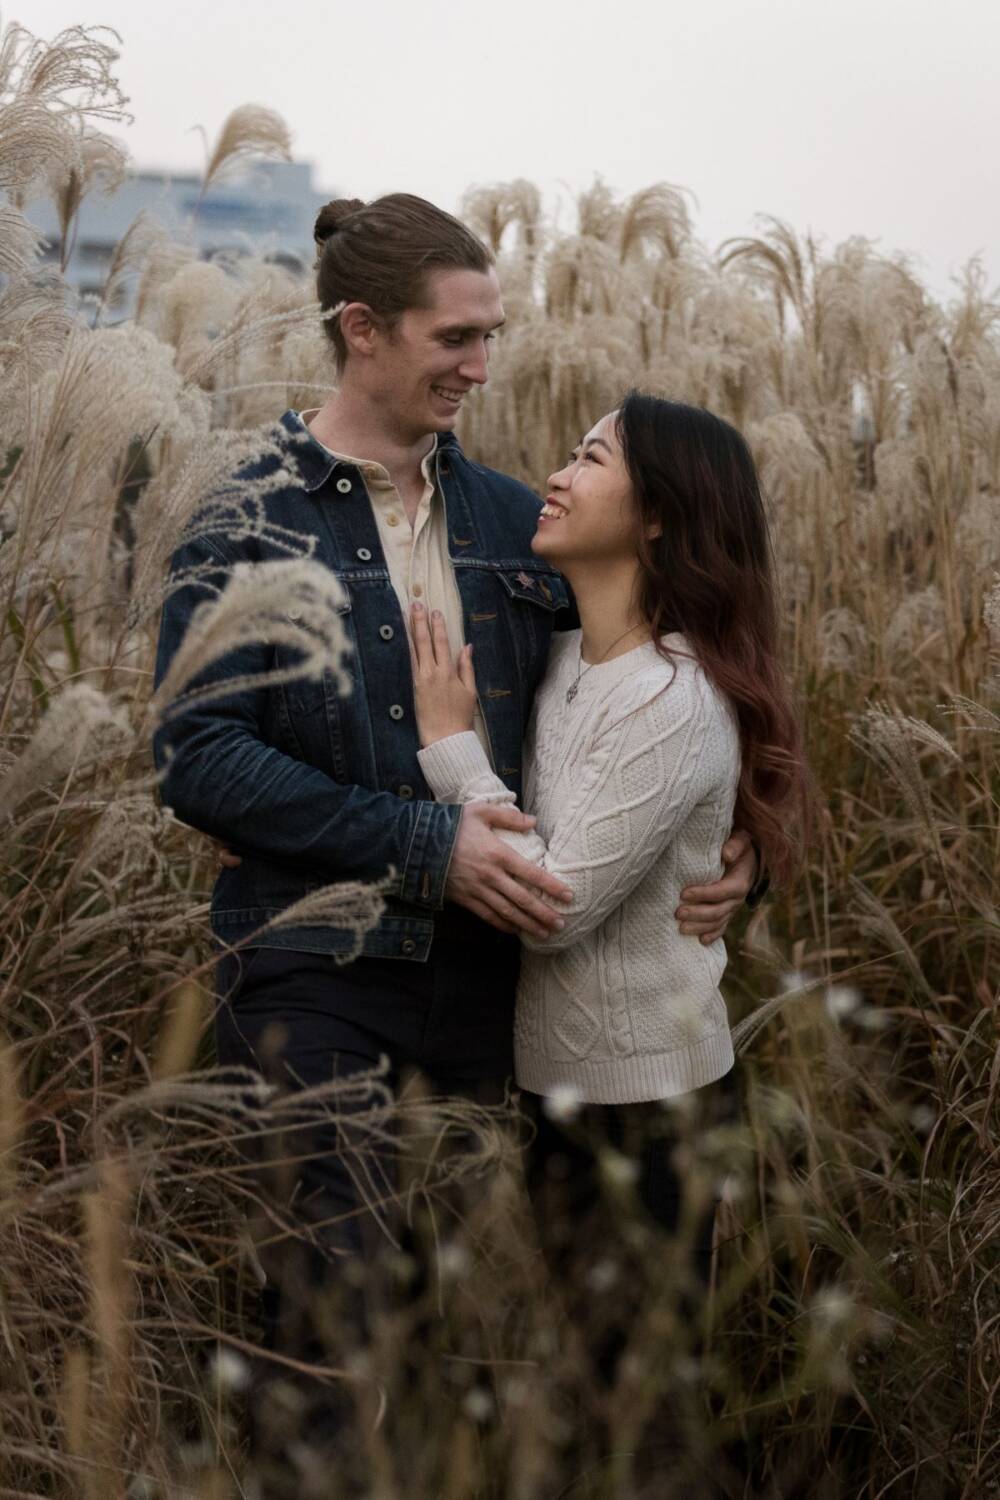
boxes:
[154,192,807,1480]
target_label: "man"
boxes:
[153,192,759,1487]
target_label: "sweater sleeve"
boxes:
[416,672,729,952]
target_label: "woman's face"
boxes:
[530,412,641,567]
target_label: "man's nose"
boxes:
[457,340,490,385]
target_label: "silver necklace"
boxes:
[566,626,646,703]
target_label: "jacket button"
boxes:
[398,783,414,799]
[336,478,352,493]
[356,547,372,561]
[389,704,404,720]
[379,624,394,640]
[401,939,417,956]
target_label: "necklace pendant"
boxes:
[566,682,579,703]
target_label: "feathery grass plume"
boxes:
[1,45,1000,1485]
[460,178,542,256]
[0,20,129,203]
[848,702,959,847]
[0,201,43,275]
[817,606,869,672]
[151,556,353,719]
[44,127,128,271]
[199,103,291,196]
[91,209,163,322]
[731,973,830,1055]
[884,584,947,661]
[619,182,694,264]
[125,425,302,632]
[0,684,130,817]
[258,872,392,963]
[848,874,935,998]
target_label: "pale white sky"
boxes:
[24,0,1000,301]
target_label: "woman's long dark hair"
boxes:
[617,391,812,886]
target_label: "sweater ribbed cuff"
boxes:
[417,731,493,803]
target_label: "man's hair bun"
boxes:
[314,198,366,245]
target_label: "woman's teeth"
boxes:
[540,502,567,519]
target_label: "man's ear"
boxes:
[339,301,379,358]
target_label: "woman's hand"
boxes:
[410,601,477,748]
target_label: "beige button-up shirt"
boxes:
[298,411,492,762]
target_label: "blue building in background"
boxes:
[26,158,335,310]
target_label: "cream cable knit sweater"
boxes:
[417,631,742,1104]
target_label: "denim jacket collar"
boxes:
[278,409,461,496]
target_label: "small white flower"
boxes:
[910,1103,936,1134]
[462,1387,494,1423]
[780,969,812,993]
[824,984,862,1021]
[855,1004,893,1031]
[598,1148,640,1189]
[436,1240,471,1280]
[811,1286,853,1326]
[542,1084,583,1122]
[716,1172,747,1205]
[210,1347,250,1393]
[586,1258,619,1292]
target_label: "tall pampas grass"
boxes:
[1,12,998,1498]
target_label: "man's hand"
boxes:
[211,838,241,869]
[446,802,573,939]
[676,829,757,945]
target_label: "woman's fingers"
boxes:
[457,643,476,691]
[430,608,457,672]
[411,600,434,667]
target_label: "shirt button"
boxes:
[386,513,400,527]
[398,783,414,799]
[336,478,352,493]
[389,704,404,720]
[356,547,372,561]
[400,938,417,956]
[379,624,394,641]
[412,582,423,598]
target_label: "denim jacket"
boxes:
[153,412,572,979]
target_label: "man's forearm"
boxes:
[156,720,461,909]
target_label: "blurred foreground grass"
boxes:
[0,19,997,1499]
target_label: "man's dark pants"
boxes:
[214,917,518,1470]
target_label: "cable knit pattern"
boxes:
[417,631,741,1103]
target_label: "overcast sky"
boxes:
[25,0,1000,301]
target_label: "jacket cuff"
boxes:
[398,799,463,911]
[417,732,493,803]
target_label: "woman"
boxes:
[410,390,810,1394]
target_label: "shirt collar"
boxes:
[279,409,460,495]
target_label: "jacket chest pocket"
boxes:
[273,596,354,779]
[496,569,569,670]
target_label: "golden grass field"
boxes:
[1,19,998,1500]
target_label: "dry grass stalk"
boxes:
[0,13,998,1497]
